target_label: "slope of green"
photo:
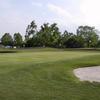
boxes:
[0,48,99,100]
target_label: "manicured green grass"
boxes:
[0,48,100,100]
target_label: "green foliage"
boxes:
[49,23,61,47]
[64,35,84,48]
[77,26,99,47]
[1,33,13,46]
[14,33,23,47]
[24,21,99,48]
[37,23,61,47]
[25,20,37,41]
[37,23,51,47]
[1,20,100,48]
[25,22,61,47]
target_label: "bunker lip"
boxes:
[74,66,100,83]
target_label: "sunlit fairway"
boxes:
[0,48,100,100]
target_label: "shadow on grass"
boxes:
[0,51,18,53]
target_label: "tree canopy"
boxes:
[77,26,99,47]
[14,33,23,48]
[0,20,100,48]
[1,33,13,46]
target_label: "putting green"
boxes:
[0,48,99,100]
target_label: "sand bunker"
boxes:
[74,66,100,82]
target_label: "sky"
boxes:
[0,0,100,37]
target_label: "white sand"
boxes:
[74,66,100,82]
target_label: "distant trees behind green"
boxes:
[1,33,23,48]
[1,33,13,47]
[0,20,100,48]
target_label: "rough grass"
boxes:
[0,48,100,100]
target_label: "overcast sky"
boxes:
[0,0,100,37]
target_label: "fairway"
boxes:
[0,48,100,100]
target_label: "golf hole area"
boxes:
[74,66,100,83]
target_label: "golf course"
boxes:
[0,48,100,100]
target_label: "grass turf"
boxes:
[0,48,100,100]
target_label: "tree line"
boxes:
[1,20,100,48]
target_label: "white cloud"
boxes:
[0,8,33,37]
[0,0,11,9]
[47,4,72,18]
[47,4,87,31]
[47,4,75,26]
[47,3,83,32]
[47,1,100,31]
[32,2,43,7]
[1,0,100,36]
[80,0,100,26]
